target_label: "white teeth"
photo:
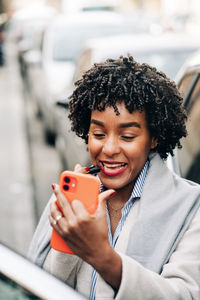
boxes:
[102,162,126,168]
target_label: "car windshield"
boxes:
[53,23,137,62]
[133,49,197,79]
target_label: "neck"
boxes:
[108,182,134,207]
[117,179,135,199]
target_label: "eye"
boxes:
[121,136,135,141]
[92,133,105,139]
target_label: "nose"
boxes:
[102,134,120,157]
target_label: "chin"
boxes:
[100,177,127,189]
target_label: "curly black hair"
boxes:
[68,56,187,159]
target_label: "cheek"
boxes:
[126,139,152,160]
[88,138,102,158]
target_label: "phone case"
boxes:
[50,171,100,254]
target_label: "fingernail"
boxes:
[51,184,56,190]
[85,167,90,171]
[110,190,116,196]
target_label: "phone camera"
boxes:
[64,176,70,183]
[63,184,69,191]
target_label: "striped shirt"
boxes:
[89,160,149,300]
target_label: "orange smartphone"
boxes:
[50,171,100,254]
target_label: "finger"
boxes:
[50,202,62,221]
[49,201,63,228]
[97,189,116,214]
[71,200,89,218]
[74,163,82,171]
[50,200,60,216]
[52,184,74,219]
[49,214,56,227]
[74,163,85,173]
[49,214,61,228]
[49,214,66,237]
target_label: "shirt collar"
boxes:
[131,160,149,199]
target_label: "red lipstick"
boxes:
[99,161,127,177]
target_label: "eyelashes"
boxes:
[92,133,135,141]
[121,136,135,140]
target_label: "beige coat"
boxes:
[43,198,200,300]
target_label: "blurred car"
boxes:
[54,32,200,171]
[167,49,200,184]
[17,19,54,82]
[23,11,141,145]
[7,4,57,43]
[77,0,120,12]
[73,33,200,80]
[0,243,85,300]
[7,5,57,94]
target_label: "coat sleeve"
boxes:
[43,249,83,289]
[27,193,83,288]
[115,206,200,300]
[27,194,55,266]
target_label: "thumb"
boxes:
[97,189,116,214]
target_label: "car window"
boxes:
[177,75,200,183]
[73,49,198,89]
[133,49,197,79]
[52,22,136,62]
[0,273,39,299]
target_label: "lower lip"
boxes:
[99,163,128,177]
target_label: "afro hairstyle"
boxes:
[68,56,187,159]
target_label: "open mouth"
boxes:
[99,161,128,176]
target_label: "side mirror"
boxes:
[56,101,68,110]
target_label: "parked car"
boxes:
[17,19,53,82]
[54,32,200,171]
[0,243,85,300]
[167,49,200,184]
[7,4,56,43]
[24,11,140,145]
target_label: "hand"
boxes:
[49,164,122,290]
[49,183,115,265]
[73,163,87,174]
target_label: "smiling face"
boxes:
[88,102,157,192]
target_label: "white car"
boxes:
[0,243,85,300]
[55,32,200,171]
[24,11,139,145]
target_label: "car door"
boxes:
[176,70,200,184]
[0,243,85,300]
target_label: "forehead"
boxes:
[91,102,147,124]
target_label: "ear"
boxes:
[150,137,158,150]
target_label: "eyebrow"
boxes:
[90,119,141,129]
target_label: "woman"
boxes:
[28,56,200,299]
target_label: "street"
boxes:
[0,40,61,256]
